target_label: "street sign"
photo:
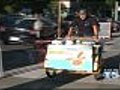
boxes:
[98,22,111,39]
[0,46,4,78]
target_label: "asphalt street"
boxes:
[1,32,120,90]
[1,45,42,71]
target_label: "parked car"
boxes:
[111,21,120,32]
[0,14,24,44]
[1,17,57,44]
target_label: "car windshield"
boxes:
[15,20,35,29]
[13,17,57,31]
[0,15,22,27]
[0,16,22,27]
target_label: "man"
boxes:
[33,14,43,39]
[67,9,99,40]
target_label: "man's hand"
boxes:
[65,35,71,40]
[92,36,99,42]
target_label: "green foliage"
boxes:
[0,0,52,14]
[48,0,58,12]
[4,5,14,13]
[105,0,115,8]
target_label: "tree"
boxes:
[0,0,52,15]
[48,0,58,13]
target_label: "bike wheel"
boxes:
[45,68,57,78]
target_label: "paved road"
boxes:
[1,45,42,71]
[1,32,120,90]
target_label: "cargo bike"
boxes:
[44,37,104,80]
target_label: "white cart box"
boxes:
[44,44,93,73]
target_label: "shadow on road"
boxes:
[105,42,114,46]
[103,53,120,69]
[112,32,120,38]
[6,71,89,90]
[3,49,41,71]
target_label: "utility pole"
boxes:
[57,0,61,38]
[0,46,3,78]
[115,1,119,21]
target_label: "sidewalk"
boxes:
[0,63,44,89]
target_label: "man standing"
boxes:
[33,14,43,39]
[67,9,99,40]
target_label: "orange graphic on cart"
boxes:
[72,52,85,66]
